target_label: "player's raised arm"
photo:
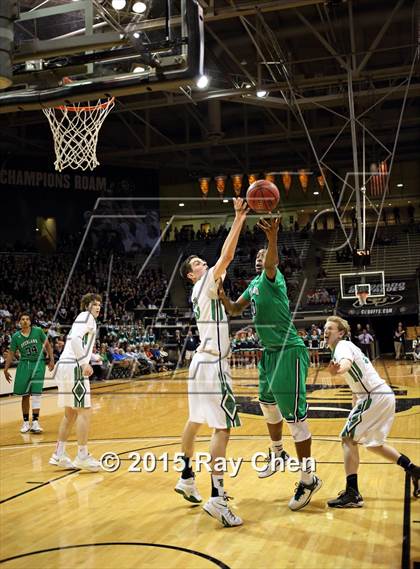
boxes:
[256,216,281,280]
[213,198,249,282]
[218,280,250,316]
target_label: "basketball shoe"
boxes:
[49,453,76,469]
[203,494,243,527]
[327,488,364,508]
[73,454,101,472]
[20,421,31,433]
[30,420,43,433]
[288,475,323,511]
[258,448,290,479]
[174,476,202,503]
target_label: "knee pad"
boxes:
[31,394,41,410]
[288,419,311,443]
[259,402,283,424]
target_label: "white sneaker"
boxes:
[49,453,77,469]
[30,420,43,433]
[174,477,202,503]
[203,495,243,527]
[258,449,290,479]
[288,475,323,511]
[73,454,101,472]
[20,421,31,433]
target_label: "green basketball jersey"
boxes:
[10,326,47,362]
[242,269,304,350]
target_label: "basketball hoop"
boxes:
[43,97,115,171]
[356,291,369,306]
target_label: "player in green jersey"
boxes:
[3,312,54,434]
[219,217,322,511]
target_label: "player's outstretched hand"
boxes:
[256,215,281,239]
[48,360,55,372]
[3,369,12,383]
[233,198,249,221]
[328,361,340,376]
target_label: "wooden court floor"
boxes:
[0,359,419,569]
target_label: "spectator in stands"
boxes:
[183,329,197,367]
[307,325,321,367]
[393,206,401,224]
[407,204,415,224]
[393,323,406,360]
[413,339,420,362]
[90,346,105,381]
[354,323,363,348]
[358,328,374,359]
[365,324,376,359]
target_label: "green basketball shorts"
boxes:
[258,345,309,422]
[13,360,46,395]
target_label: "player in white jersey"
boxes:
[174,198,248,527]
[49,293,102,472]
[324,316,419,507]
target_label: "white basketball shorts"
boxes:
[341,383,395,447]
[55,361,92,409]
[188,351,241,429]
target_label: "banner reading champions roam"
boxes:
[0,163,160,251]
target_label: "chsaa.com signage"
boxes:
[339,280,418,316]
[0,168,107,192]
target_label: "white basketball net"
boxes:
[43,97,115,171]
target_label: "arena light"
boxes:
[132,1,147,14]
[112,0,126,9]
[256,90,268,98]
[397,183,403,188]
[313,191,319,195]
[223,199,229,203]
[133,32,140,38]
[196,74,209,89]
[132,65,145,73]
[178,202,185,207]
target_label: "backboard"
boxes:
[340,270,385,300]
[0,0,203,113]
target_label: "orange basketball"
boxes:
[246,180,280,213]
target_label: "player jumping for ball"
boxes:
[219,216,322,511]
[3,312,54,434]
[49,293,102,471]
[324,315,419,507]
[175,197,248,527]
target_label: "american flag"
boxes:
[369,161,388,197]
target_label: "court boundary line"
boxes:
[0,542,231,569]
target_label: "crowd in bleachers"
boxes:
[305,287,337,306]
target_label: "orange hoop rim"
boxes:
[53,96,115,112]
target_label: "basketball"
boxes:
[246,180,280,213]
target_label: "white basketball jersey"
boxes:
[191,267,230,358]
[332,340,385,395]
[60,311,97,366]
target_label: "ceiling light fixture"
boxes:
[132,65,145,73]
[112,0,126,9]
[313,191,319,195]
[132,1,147,14]
[256,90,268,98]
[397,183,403,188]
[223,199,229,203]
[178,202,185,207]
[196,75,209,89]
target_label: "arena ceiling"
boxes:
[0,0,419,182]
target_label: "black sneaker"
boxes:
[327,488,364,508]
[411,466,420,498]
